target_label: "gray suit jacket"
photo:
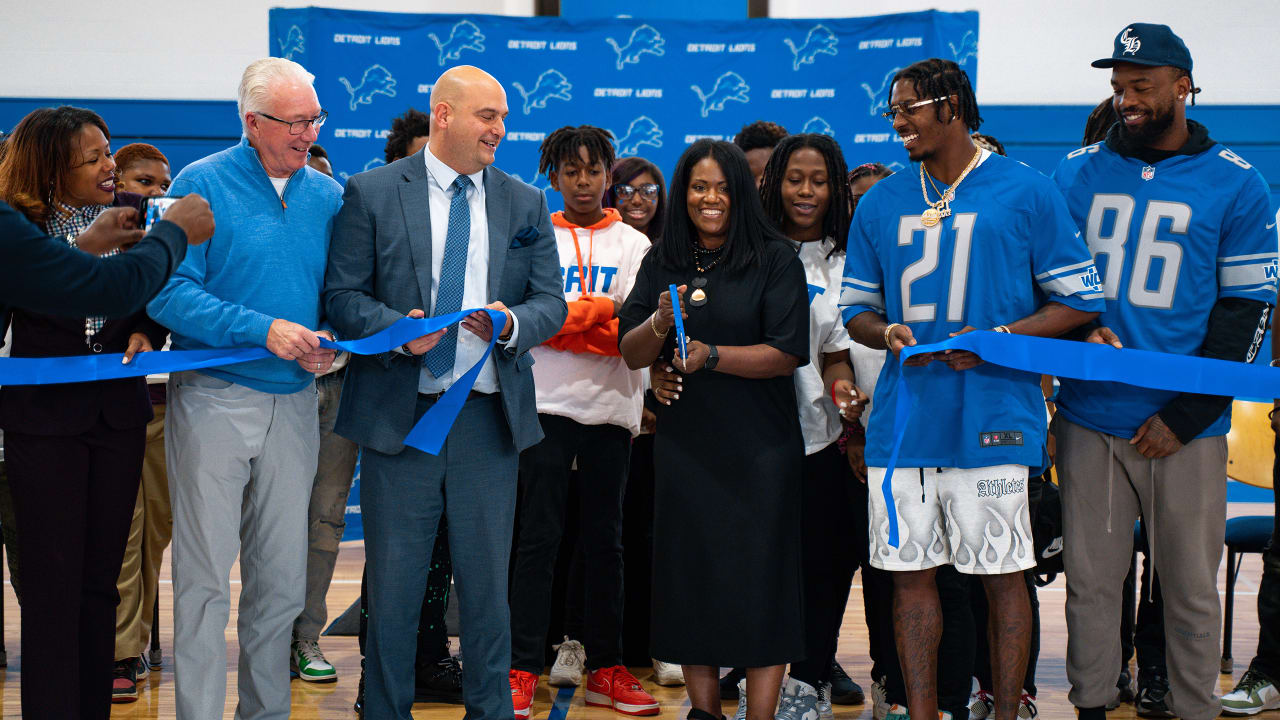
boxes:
[323,151,567,455]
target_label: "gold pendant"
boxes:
[921,207,942,227]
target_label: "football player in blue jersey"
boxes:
[1051,24,1278,720]
[839,58,1104,720]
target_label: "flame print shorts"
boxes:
[867,464,1035,575]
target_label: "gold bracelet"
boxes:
[994,325,1011,333]
[650,312,669,338]
[883,322,902,347]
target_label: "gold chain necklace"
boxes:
[919,145,981,227]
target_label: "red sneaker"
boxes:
[510,669,538,719]
[586,665,660,716]
[111,659,138,703]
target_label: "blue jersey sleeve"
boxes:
[839,206,885,325]
[1031,180,1106,312]
[1215,166,1278,304]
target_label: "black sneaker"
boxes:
[414,655,464,704]
[720,667,746,700]
[830,659,865,705]
[1108,668,1136,710]
[112,659,139,704]
[1136,669,1175,718]
[354,658,365,719]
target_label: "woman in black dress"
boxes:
[618,140,810,720]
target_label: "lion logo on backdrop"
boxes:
[949,30,978,66]
[337,158,387,183]
[860,66,900,116]
[801,116,835,137]
[277,25,305,60]
[512,170,552,191]
[783,24,838,71]
[613,116,663,156]
[428,19,486,67]
[605,25,666,70]
[691,72,750,118]
[338,65,397,111]
[512,69,573,115]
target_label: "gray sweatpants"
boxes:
[166,371,318,720]
[1054,415,1226,720]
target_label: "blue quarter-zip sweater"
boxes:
[147,137,343,394]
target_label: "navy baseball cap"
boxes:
[1092,23,1193,71]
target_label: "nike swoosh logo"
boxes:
[1267,222,1277,230]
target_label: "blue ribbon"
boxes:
[0,309,506,456]
[882,331,1280,547]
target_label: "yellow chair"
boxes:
[1221,400,1275,673]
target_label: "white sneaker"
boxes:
[968,677,994,720]
[736,678,749,720]
[816,681,834,720]
[871,676,890,720]
[776,676,820,720]
[548,636,585,687]
[290,639,337,683]
[652,659,685,686]
[1018,692,1038,720]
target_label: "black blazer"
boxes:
[0,194,168,436]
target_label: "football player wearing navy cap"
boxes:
[1052,23,1278,720]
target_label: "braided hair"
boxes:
[1082,97,1118,146]
[847,162,894,216]
[892,58,982,132]
[758,133,852,257]
[538,125,616,177]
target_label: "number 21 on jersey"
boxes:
[898,213,976,323]
[1085,195,1189,310]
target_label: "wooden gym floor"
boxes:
[0,504,1268,719]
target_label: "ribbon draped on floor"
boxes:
[882,331,1280,547]
[0,309,506,456]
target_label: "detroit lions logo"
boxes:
[338,65,397,111]
[277,25,305,60]
[613,116,663,157]
[1120,27,1141,55]
[691,72,750,118]
[511,170,552,191]
[605,24,665,70]
[886,161,906,172]
[860,66,900,116]
[949,30,978,66]
[801,116,834,137]
[428,20,486,67]
[337,158,387,183]
[783,24,838,71]
[512,69,572,114]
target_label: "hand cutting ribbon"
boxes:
[880,330,1280,547]
[0,308,507,456]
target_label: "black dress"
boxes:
[618,240,810,667]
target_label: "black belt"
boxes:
[420,389,491,402]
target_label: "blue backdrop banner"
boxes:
[268,8,979,204]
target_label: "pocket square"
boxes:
[510,225,539,249]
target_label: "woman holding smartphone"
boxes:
[0,106,166,717]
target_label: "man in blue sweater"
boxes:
[146,57,343,720]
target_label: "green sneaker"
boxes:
[1222,669,1280,716]
[291,639,337,683]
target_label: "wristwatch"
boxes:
[704,343,719,371]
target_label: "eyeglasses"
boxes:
[881,97,948,122]
[612,182,660,202]
[255,109,329,135]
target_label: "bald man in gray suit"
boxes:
[323,66,567,720]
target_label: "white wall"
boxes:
[770,0,1280,105]
[3,0,1275,105]
[0,0,534,101]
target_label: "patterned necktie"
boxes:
[425,174,473,379]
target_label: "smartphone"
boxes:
[141,196,180,231]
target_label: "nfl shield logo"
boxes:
[1141,165,1156,180]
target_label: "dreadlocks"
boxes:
[538,125,616,177]
[892,58,983,132]
[1082,97,1118,146]
[1173,67,1202,105]
[758,133,852,257]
